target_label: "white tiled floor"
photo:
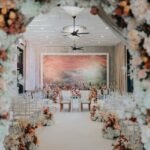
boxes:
[37,112,113,150]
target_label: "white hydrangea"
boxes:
[144,37,150,56]
[141,125,150,150]
[130,0,148,22]
[21,1,41,18]
[128,30,141,51]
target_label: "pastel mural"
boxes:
[42,54,108,88]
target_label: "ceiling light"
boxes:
[61,6,84,16]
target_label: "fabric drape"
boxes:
[25,41,36,90]
[114,43,127,93]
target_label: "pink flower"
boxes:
[138,69,147,79]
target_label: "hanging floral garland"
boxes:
[89,0,150,149]
[91,0,150,83]
[0,0,57,149]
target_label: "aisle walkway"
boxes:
[37,112,112,150]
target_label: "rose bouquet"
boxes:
[112,134,132,150]
[41,107,54,126]
[0,112,9,120]
[102,113,120,139]
[71,89,81,98]
[4,121,39,150]
[0,7,25,34]
[90,105,99,121]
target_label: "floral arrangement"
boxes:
[112,134,131,150]
[71,88,81,98]
[90,101,106,122]
[0,7,25,34]
[90,105,99,121]
[3,105,54,150]
[0,112,9,120]
[89,0,150,149]
[141,125,150,150]
[4,121,39,150]
[90,0,150,83]
[99,111,108,122]
[102,113,120,139]
[0,0,57,148]
[42,107,54,126]
[0,0,149,149]
[95,101,107,122]
[128,116,137,123]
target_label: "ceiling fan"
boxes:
[71,40,84,50]
[63,16,89,37]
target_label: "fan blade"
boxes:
[71,33,80,37]
[76,48,84,50]
[77,32,90,34]
[61,31,69,34]
[78,48,84,50]
[75,29,79,33]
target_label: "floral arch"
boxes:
[0,0,150,149]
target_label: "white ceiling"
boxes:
[24,7,120,47]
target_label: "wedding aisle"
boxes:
[37,112,112,150]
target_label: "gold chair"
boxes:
[80,90,91,112]
[60,91,71,112]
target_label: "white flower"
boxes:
[21,1,41,18]
[127,19,137,31]
[130,0,148,22]
[141,125,150,145]
[142,80,150,89]
[128,30,141,50]
[131,57,142,66]
[144,37,150,56]
[0,99,10,113]
[145,10,150,24]
[0,78,7,91]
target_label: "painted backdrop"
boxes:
[42,54,108,88]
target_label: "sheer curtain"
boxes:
[114,43,127,94]
[25,41,36,90]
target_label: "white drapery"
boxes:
[25,41,36,90]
